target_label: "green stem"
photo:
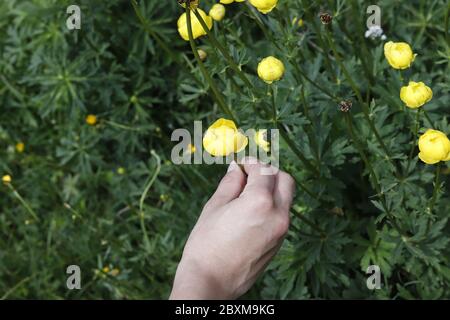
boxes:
[406,109,422,171]
[193,9,254,90]
[244,3,283,52]
[277,123,320,175]
[186,6,237,122]
[324,28,393,162]
[7,184,39,222]
[344,113,403,235]
[291,207,326,238]
[429,162,441,214]
[139,150,161,250]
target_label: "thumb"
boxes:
[204,161,246,210]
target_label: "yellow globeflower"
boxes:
[210,4,226,21]
[16,142,25,153]
[177,9,213,41]
[384,41,416,69]
[418,129,450,165]
[86,114,97,126]
[2,175,12,184]
[249,0,278,14]
[203,118,248,156]
[254,129,270,152]
[257,56,285,84]
[400,81,433,109]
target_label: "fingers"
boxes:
[240,157,276,197]
[273,171,296,212]
[204,161,246,210]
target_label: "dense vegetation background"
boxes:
[0,0,449,299]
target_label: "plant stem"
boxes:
[193,9,255,91]
[343,113,404,235]
[139,150,161,251]
[429,162,441,214]
[277,123,320,175]
[324,28,393,162]
[406,108,422,171]
[7,184,39,222]
[186,6,237,122]
[291,206,326,238]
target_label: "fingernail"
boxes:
[227,161,239,172]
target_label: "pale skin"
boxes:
[170,158,296,300]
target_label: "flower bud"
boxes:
[418,129,450,164]
[210,4,226,21]
[257,56,285,84]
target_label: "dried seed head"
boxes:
[319,12,333,25]
[339,100,352,112]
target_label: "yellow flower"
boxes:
[257,56,285,84]
[418,129,450,165]
[210,4,226,21]
[86,114,97,126]
[400,81,433,109]
[384,41,416,70]
[249,0,278,14]
[2,175,12,185]
[292,17,304,27]
[179,0,199,10]
[254,129,270,152]
[220,0,234,4]
[102,266,110,273]
[117,167,126,175]
[203,118,248,156]
[177,9,213,41]
[16,142,25,153]
[197,49,207,61]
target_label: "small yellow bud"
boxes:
[160,194,169,202]
[197,49,207,61]
[400,81,433,109]
[257,56,285,84]
[102,267,110,273]
[177,9,213,41]
[220,0,234,4]
[418,129,450,165]
[86,114,97,126]
[210,4,226,21]
[117,167,126,175]
[292,17,304,27]
[2,175,12,184]
[254,130,270,152]
[203,118,248,157]
[249,0,278,14]
[384,41,416,70]
[16,142,25,153]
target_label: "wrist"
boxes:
[169,257,232,300]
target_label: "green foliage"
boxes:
[0,0,449,299]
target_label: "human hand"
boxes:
[170,158,295,300]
